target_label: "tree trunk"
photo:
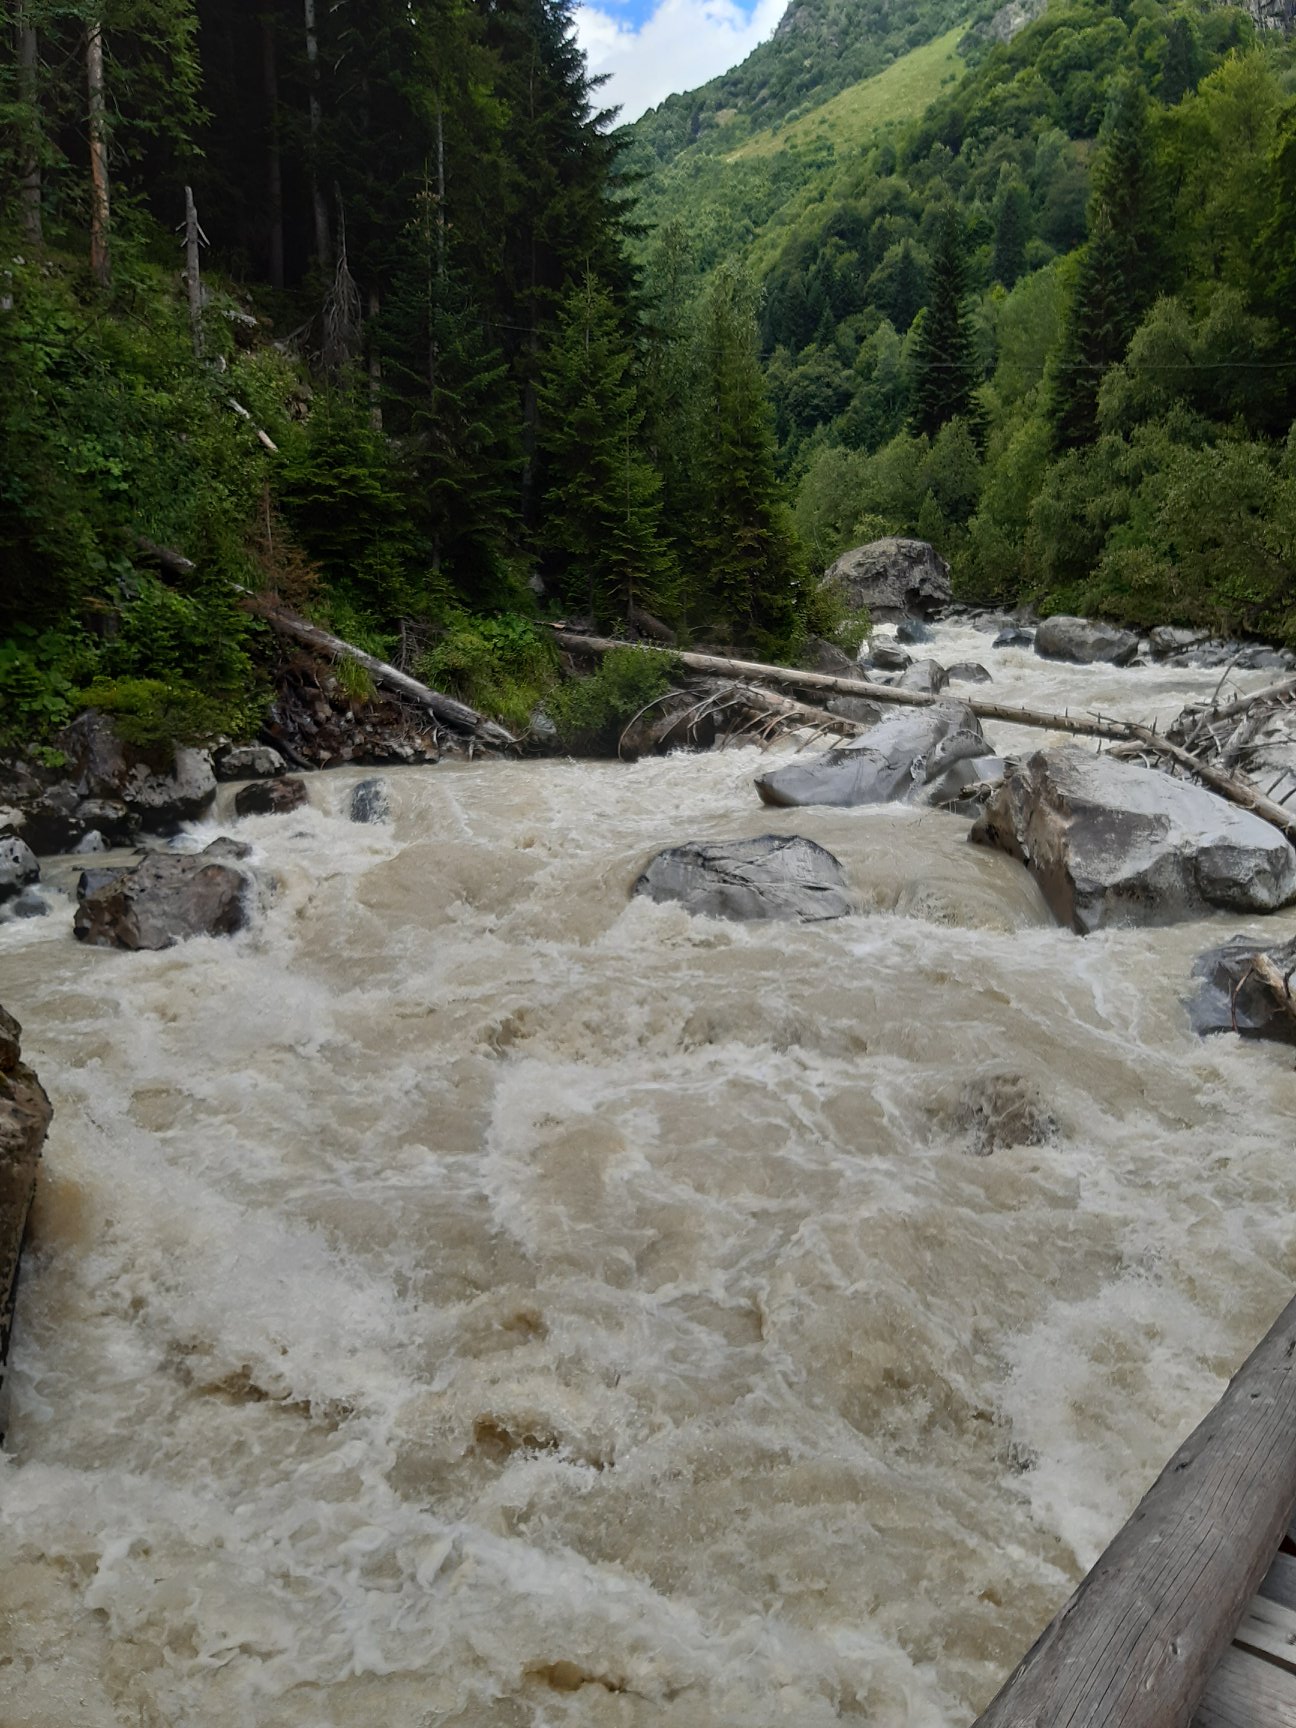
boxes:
[86,21,110,288]
[18,10,41,246]
[261,15,284,290]
[304,0,331,269]
[368,287,383,431]
[184,186,204,358]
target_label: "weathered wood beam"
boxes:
[972,1291,1296,1728]
[242,592,516,748]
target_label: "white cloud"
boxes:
[576,0,787,126]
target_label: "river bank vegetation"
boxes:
[2,0,1296,756]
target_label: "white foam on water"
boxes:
[3,629,1296,1725]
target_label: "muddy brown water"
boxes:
[2,625,1295,1727]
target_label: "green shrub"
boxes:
[76,676,262,748]
[547,647,678,754]
[419,612,557,732]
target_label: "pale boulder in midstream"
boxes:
[970,746,1296,932]
[754,703,990,809]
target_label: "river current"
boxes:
[3,623,1296,1727]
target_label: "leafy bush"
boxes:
[419,612,557,732]
[547,647,678,754]
[76,676,262,749]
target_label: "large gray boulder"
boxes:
[215,743,287,781]
[55,711,217,835]
[754,704,987,809]
[234,775,309,818]
[1188,934,1296,1043]
[822,538,952,622]
[73,840,253,951]
[970,747,1296,932]
[1034,615,1140,666]
[633,835,851,923]
[897,658,949,695]
[0,1004,52,1427]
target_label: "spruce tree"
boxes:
[991,173,1029,290]
[908,209,984,440]
[689,264,805,651]
[1051,78,1163,450]
[535,272,676,625]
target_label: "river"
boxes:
[3,623,1295,1727]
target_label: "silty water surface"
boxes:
[2,623,1295,1727]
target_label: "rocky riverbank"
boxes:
[0,1007,50,1441]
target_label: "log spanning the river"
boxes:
[972,1292,1296,1728]
[554,632,1296,846]
[240,592,517,749]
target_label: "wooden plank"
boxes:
[1260,1552,1296,1614]
[971,1292,1296,1728]
[1193,1644,1296,1728]
[1234,1592,1296,1673]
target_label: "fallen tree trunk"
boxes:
[243,592,516,748]
[555,632,1296,844]
[971,1290,1296,1728]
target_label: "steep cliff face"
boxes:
[0,1005,51,1439]
[1245,0,1296,28]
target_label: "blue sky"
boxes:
[575,0,787,123]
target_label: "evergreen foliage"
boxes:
[908,209,984,441]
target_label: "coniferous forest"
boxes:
[2,0,1296,752]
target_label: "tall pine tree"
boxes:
[908,209,984,439]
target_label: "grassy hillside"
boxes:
[728,25,968,160]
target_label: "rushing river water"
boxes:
[3,623,1296,1728]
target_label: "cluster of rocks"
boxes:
[261,652,440,771]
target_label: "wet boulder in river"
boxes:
[216,743,287,781]
[234,775,309,818]
[822,538,952,622]
[801,638,866,680]
[897,658,949,695]
[868,641,912,673]
[633,835,851,923]
[350,778,392,824]
[0,1003,52,1408]
[1188,934,1296,1044]
[946,662,992,685]
[826,696,884,727]
[73,840,254,951]
[0,837,39,906]
[755,704,988,810]
[970,747,1296,932]
[57,710,217,832]
[1034,615,1139,666]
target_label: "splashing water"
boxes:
[3,625,1295,1727]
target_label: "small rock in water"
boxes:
[945,662,992,685]
[992,628,1034,650]
[350,778,391,824]
[897,658,949,694]
[1188,934,1296,1044]
[235,776,309,818]
[73,829,107,855]
[952,1073,1058,1156]
[2,888,47,921]
[1034,615,1139,666]
[633,835,851,923]
[0,836,39,905]
[895,618,933,645]
[868,642,912,673]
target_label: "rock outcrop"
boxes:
[633,835,851,922]
[1189,934,1296,1043]
[73,840,255,950]
[822,538,952,622]
[1,1005,51,1430]
[215,743,287,781]
[1034,616,1140,666]
[0,838,39,907]
[754,704,988,809]
[970,747,1296,932]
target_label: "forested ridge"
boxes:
[2,0,1296,756]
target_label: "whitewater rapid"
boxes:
[3,624,1296,1727]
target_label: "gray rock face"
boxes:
[0,1004,52,1419]
[1189,934,1296,1043]
[895,619,933,645]
[216,744,287,781]
[1149,626,1209,659]
[755,704,987,809]
[1034,616,1140,666]
[0,837,39,906]
[350,778,392,824]
[823,538,953,622]
[73,840,252,951]
[234,776,309,818]
[969,747,1296,932]
[633,835,851,923]
[897,658,949,694]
